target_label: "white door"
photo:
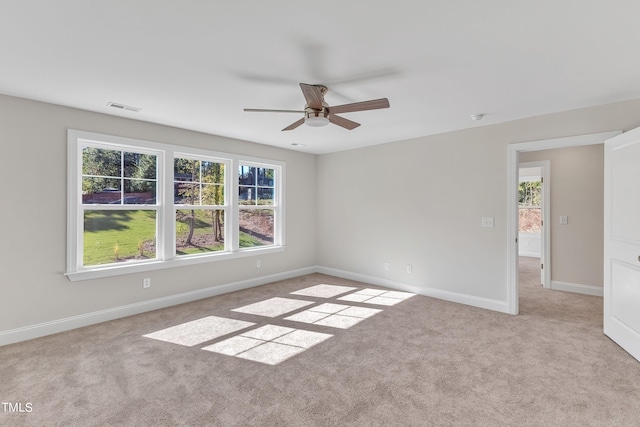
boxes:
[604,126,640,362]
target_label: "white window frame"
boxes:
[237,161,283,249]
[66,129,285,281]
[173,153,231,257]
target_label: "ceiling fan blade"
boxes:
[236,72,298,86]
[282,118,305,131]
[329,114,361,130]
[300,83,325,110]
[324,67,399,86]
[244,108,305,113]
[328,98,390,115]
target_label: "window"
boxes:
[238,164,276,248]
[67,130,284,281]
[81,145,159,267]
[174,156,227,256]
[518,179,542,233]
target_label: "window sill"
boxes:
[65,246,285,282]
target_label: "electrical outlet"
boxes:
[143,278,151,288]
[257,259,261,268]
[384,262,390,271]
[406,264,412,274]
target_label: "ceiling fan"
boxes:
[244,83,390,131]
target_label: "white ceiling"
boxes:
[2,1,640,154]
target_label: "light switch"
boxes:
[560,216,568,225]
[482,217,494,228]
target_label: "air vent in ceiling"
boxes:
[107,102,141,113]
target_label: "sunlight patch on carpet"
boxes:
[290,284,358,298]
[338,289,416,306]
[231,297,314,317]
[203,325,333,365]
[143,316,255,347]
[285,303,382,329]
[144,286,412,364]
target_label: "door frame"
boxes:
[518,160,550,288]
[506,131,621,315]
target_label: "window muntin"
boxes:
[67,130,284,280]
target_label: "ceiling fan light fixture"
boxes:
[304,110,330,127]
[305,116,330,127]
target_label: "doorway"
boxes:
[518,161,550,289]
[506,131,620,315]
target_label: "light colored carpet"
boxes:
[1,266,640,426]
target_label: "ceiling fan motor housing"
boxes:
[304,105,330,127]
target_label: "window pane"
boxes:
[239,209,274,247]
[176,209,225,255]
[82,146,121,177]
[175,183,195,204]
[518,181,541,207]
[238,186,255,205]
[239,165,255,185]
[174,158,198,180]
[83,210,157,266]
[256,167,275,187]
[82,179,120,204]
[202,183,224,205]
[202,161,224,184]
[124,152,157,179]
[116,179,157,205]
[257,187,274,205]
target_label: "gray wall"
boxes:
[520,145,604,287]
[3,93,640,338]
[317,99,640,304]
[0,94,317,332]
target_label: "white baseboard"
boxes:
[551,280,603,297]
[0,266,316,347]
[518,251,541,258]
[315,266,510,314]
[1,265,515,347]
